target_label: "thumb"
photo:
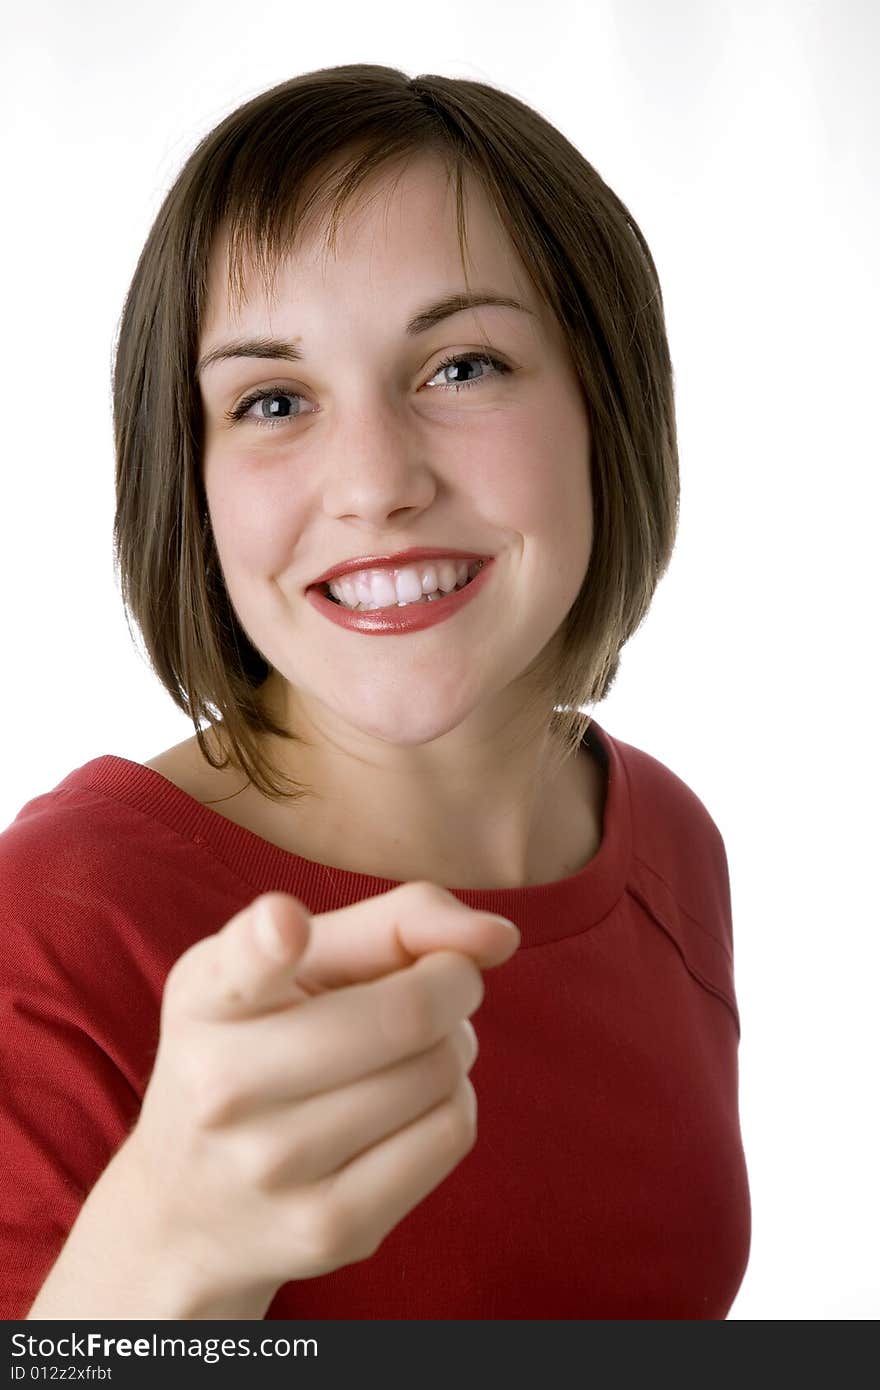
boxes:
[169,892,314,1024]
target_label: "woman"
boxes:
[0,64,750,1319]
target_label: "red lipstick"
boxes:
[306,556,496,635]
[308,547,491,588]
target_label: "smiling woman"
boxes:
[111,65,680,810]
[0,63,749,1323]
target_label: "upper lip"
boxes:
[308,548,493,588]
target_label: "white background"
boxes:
[1,0,877,1319]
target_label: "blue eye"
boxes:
[427,351,510,392]
[225,351,511,431]
[227,385,306,428]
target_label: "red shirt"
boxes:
[0,719,750,1318]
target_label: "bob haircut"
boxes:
[111,62,679,804]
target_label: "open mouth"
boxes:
[318,559,486,612]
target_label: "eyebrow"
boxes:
[195,291,533,380]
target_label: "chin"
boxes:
[334,695,483,748]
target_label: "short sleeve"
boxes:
[0,837,146,1319]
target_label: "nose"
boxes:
[318,391,438,527]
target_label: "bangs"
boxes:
[219,137,476,318]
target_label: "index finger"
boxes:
[169,882,519,1026]
[271,880,520,993]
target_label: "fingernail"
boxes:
[489,915,519,933]
[254,898,288,960]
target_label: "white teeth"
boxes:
[329,559,484,611]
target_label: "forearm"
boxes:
[26,1146,276,1321]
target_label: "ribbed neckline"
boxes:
[57,718,631,949]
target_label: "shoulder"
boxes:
[1,762,152,902]
[604,728,739,1027]
[609,728,729,865]
[0,760,219,999]
[0,771,142,977]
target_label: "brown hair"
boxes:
[111,63,679,803]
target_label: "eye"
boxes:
[225,385,309,430]
[225,350,512,432]
[425,351,511,392]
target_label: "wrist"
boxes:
[28,1140,276,1321]
[102,1137,278,1320]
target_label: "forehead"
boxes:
[200,153,535,335]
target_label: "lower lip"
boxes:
[305,559,496,635]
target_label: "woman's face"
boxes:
[197,154,593,755]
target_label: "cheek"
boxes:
[211,500,305,586]
[473,401,591,532]
[484,398,593,607]
[209,484,307,580]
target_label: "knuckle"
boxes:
[232,1129,297,1192]
[383,972,440,1052]
[298,1190,361,1265]
[227,1129,269,1186]
[354,1224,384,1261]
[457,955,485,1013]
[445,1080,477,1155]
[187,1058,241,1129]
[432,950,484,1011]
[263,1129,313,1190]
[434,1034,467,1090]
[455,956,483,1023]
[383,880,452,944]
[402,878,450,905]
[451,1019,478,1073]
[434,952,485,1023]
